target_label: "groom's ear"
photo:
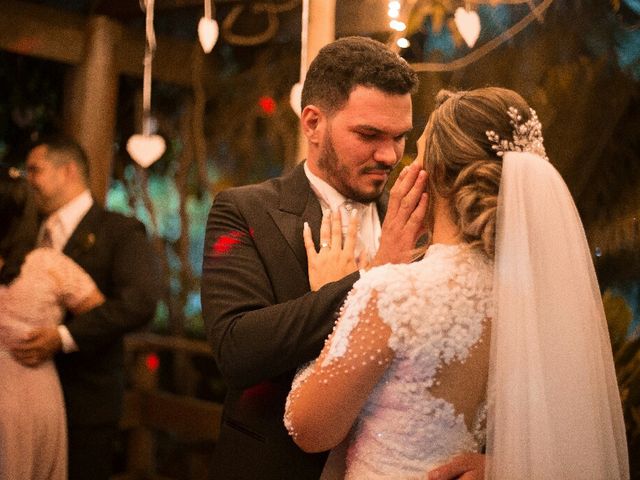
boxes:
[301,105,324,145]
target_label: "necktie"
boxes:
[39,215,60,249]
[39,225,54,248]
[340,201,356,238]
[341,201,371,263]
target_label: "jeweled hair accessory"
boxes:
[486,107,548,161]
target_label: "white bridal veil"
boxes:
[486,151,629,479]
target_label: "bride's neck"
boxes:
[431,198,461,245]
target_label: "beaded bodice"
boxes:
[286,243,494,479]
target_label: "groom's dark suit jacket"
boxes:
[57,204,162,428]
[202,163,388,479]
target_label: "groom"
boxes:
[201,36,483,479]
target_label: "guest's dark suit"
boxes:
[201,163,388,479]
[56,203,162,480]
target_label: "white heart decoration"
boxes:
[454,7,481,48]
[198,17,219,53]
[289,82,303,117]
[126,134,166,168]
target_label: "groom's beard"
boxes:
[317,127,388,204]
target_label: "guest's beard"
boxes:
[317,127,387,203]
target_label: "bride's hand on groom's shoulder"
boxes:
[373,161,428,267]
[427,452,485,480]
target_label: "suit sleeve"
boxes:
[201,190,359,390]
[66,217,163,352]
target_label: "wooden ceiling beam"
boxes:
[0,0,207,87]
[0,0,86,65]
[115,27,200,87]
[0,0,390,86]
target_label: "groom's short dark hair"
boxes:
[301,36,418,115]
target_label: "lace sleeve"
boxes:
[284,265,413,452]
[322,264,419,364]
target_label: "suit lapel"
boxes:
[63,204,100,260]
[267,163,392,270]
[267,163,322,270]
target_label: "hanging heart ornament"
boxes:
[126,134,166,168]
[454,7,481,48]
[198,17,219,53]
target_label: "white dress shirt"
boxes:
[38,190,94,352]
[304,162,381,263]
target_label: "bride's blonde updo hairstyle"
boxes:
[421,87,532,257]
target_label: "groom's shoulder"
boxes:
[215,166,303,205]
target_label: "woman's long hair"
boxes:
[420,87,531,257]
[0,165,38,285]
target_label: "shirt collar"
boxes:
[303,162,370,212]
[52,190,93,240]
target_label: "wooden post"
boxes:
[295,0,336,164]
[124,351,158,477]
[63,15,121,205]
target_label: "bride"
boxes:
[284,87,629,479]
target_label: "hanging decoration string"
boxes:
[299,0,309,81]
[411,0,554,72]
[126,0,166,168]
[143,0,157,136]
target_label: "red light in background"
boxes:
[145,353,160,372]
[258,96,276,116]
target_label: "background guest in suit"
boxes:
[201,36,432,479]
[10,136,163,480]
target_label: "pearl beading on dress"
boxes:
[285,244,494,478]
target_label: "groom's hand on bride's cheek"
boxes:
[426,452,485,480]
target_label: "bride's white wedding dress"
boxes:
[286,152,628,480]
[286,243,493,479]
